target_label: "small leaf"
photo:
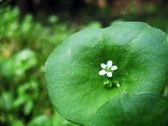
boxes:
[87,93,168,126]
[24,100,33,115]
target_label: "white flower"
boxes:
[99,60,118,77]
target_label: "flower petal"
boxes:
[101,63,107,69]
[99,70,107,75]
[111,65,118,70]
[107,60,112,68]
[107,72,112,77]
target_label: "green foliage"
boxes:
[1,49,37,77]
[46,22,168,125]
[87,93,168,126]
[0,7,81,126]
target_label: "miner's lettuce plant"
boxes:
[46,22,168,126]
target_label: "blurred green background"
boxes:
[0,0,168,126]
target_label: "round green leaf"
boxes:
[87,93,168,126]
[46,22,168,125]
